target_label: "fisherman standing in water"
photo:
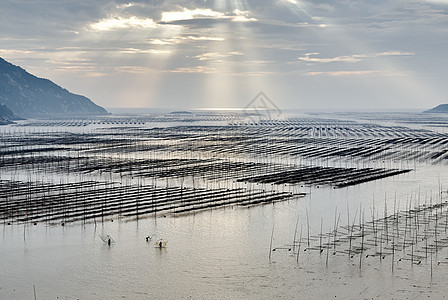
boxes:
[159,241,163,248]
[108,238,111,246]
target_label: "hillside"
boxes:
[423,104,448,114]
[0,106,12,124]
[0,57,108,117]
[0,103,21,124]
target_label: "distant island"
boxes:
[0,57,108,119]
[423,104,448,114]
[169,111,193,115]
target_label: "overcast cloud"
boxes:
[1,0,447,110]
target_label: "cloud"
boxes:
[90,16,158,31]
[114,66,156,74]
[169,65,217,73]
[161,8,225,23]
[118,48,171,55]
[185,36,225,41]
[0,49,33,56]
[306,70,408,77]
[145,35,224,46]
[116,3,136,9]
[424,0,448,4]
[148,39,175,45]
[298,51,414,63]
[194,52,243,61]
[232,9,258,22]
[1,0,447,110]
[160,8,257,23]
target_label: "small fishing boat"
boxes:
[99,234,115,245]
[145,234,155,242]
[155,239,168,248]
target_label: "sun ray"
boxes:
[283,0,314,20]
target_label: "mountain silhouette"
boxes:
[0,57,107,118]
[424,104,448,114]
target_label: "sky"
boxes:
[1,0,448,111]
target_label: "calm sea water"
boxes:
[2,165,448,299]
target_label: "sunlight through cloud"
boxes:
[160,8,257,23]
[169,65,217,73]
[232,9,257,22]
[424,0,448,3]
[195,51,243,61]
[161,8,225,22]
[90,16,157,31]
[298,51,414,63]
[118,48,171,55]
[116,3,136,9]
[184,36,225,41]
[146,35,225,46]
[306,70,408,77]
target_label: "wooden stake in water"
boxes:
[431,251,433,280]
[372,197,377,248]
[326,228,331,267]
[320,217,323,253]
[435,207,439,255]
[425,213,428,259]
[297,225,303,263]
[403,197,409,251]
[360,210,365,270]
[334,212,341,253]
[378,210,383,263]
[392,227,395,273]
[306,209,310,248]
[411,228,414,267]
[293,213,300,252]
[384,196,389,244]
[269,223,275,261]
[346,202,350,235]
[333,206,338,244]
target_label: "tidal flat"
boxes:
[2,111,448,299]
